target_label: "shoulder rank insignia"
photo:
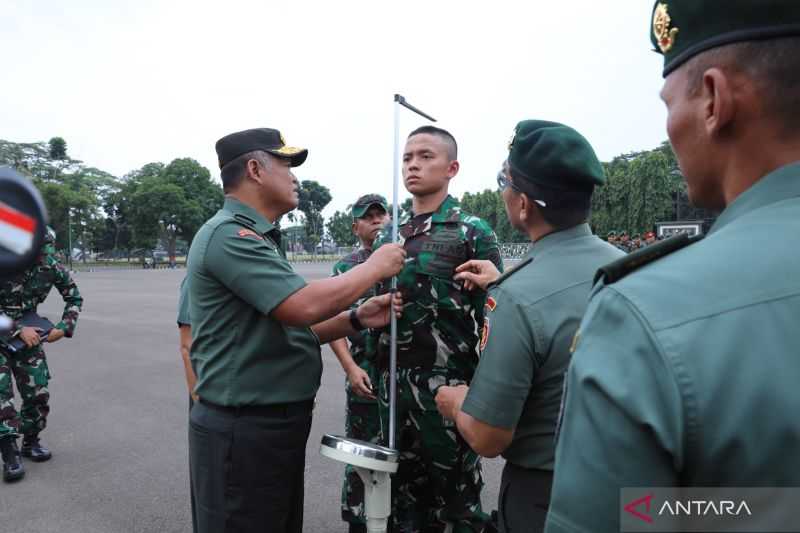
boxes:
[653,3,679,53]
[594,233,702,285]
[237,228,263,240]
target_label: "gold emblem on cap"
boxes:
[653,3,679,53]
[507,130,516,152]
[279,132,286,145]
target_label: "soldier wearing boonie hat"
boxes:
[546,3,800,532]
[328,193,389,533]
[434,120,624,533]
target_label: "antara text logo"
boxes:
[620,488,800,533]
[624,493,752,523]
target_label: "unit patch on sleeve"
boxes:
[480,317,491,352]
[238,228,264,240]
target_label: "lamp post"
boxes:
[67,207,73,271]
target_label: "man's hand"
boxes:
[356,291,403,330]
[19,327,42,348]
[347,366,376,399]
[435,384,469,421]
[365,244,406,279]
[46,328,65,343]
[436,385,469,420]
[454,260,502,291]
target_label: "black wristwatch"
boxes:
[349,309,366,331]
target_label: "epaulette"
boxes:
[488,257,532,289]
[594,233,703,285]
[233,213,257,229]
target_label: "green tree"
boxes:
[589,142,710,236]
[128,159,223,260]
[326,210,357,247]
[297,180,331,251]
[461,189,526,242]
[48,137,67,160]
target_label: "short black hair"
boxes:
[509,171,593,230]
[538,202,591,230]
[686,37,800,136]
[220,150,269,192]
[408,125,458,160]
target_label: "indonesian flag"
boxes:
[0,200,37,255]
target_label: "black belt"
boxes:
[198,398,314,417]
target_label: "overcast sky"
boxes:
[2,0,668,218]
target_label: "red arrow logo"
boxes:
[624,493,654,524]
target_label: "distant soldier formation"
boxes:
[605,230,659,253]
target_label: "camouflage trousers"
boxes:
[378,367,490,533]
[341,394,382,526]
[0,344,51,438]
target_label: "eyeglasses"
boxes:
[497,170,520,193]
[496,170,546,207]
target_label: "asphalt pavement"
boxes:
[0,265,503,532]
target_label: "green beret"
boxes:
[651,1,800,77]
[351,194,388,219]
[507,120,605,193]
[607,231,617,237]
[215,128,308,169]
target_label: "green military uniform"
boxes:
[463,227,623,529]
[374,194,503,533]
[188,128,316,533]
[176,275,197,533]
[177,276,190,328]
[332,246,382,528]
[461,120,622,533]
[545,4,800,532]
[0,236,82,439]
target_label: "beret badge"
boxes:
[507,129,517,152]
[653,3,679,53]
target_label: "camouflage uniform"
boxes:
[0,245,82,439]
[332,247,383,528]
[373,195,503,533]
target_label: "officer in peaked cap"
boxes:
[546,3,800,532]
[433,120,624,533]
[186,128,406,533]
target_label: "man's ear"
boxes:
[702,67,735,137]
[351,221,358,236]
[246,158,268,186]
[446,160,460,179]
[517,192,530,223]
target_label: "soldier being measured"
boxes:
[373,126,504,533]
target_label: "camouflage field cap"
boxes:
[215,128,308,168]
[351,194,388,219]
[651,1,800,77]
